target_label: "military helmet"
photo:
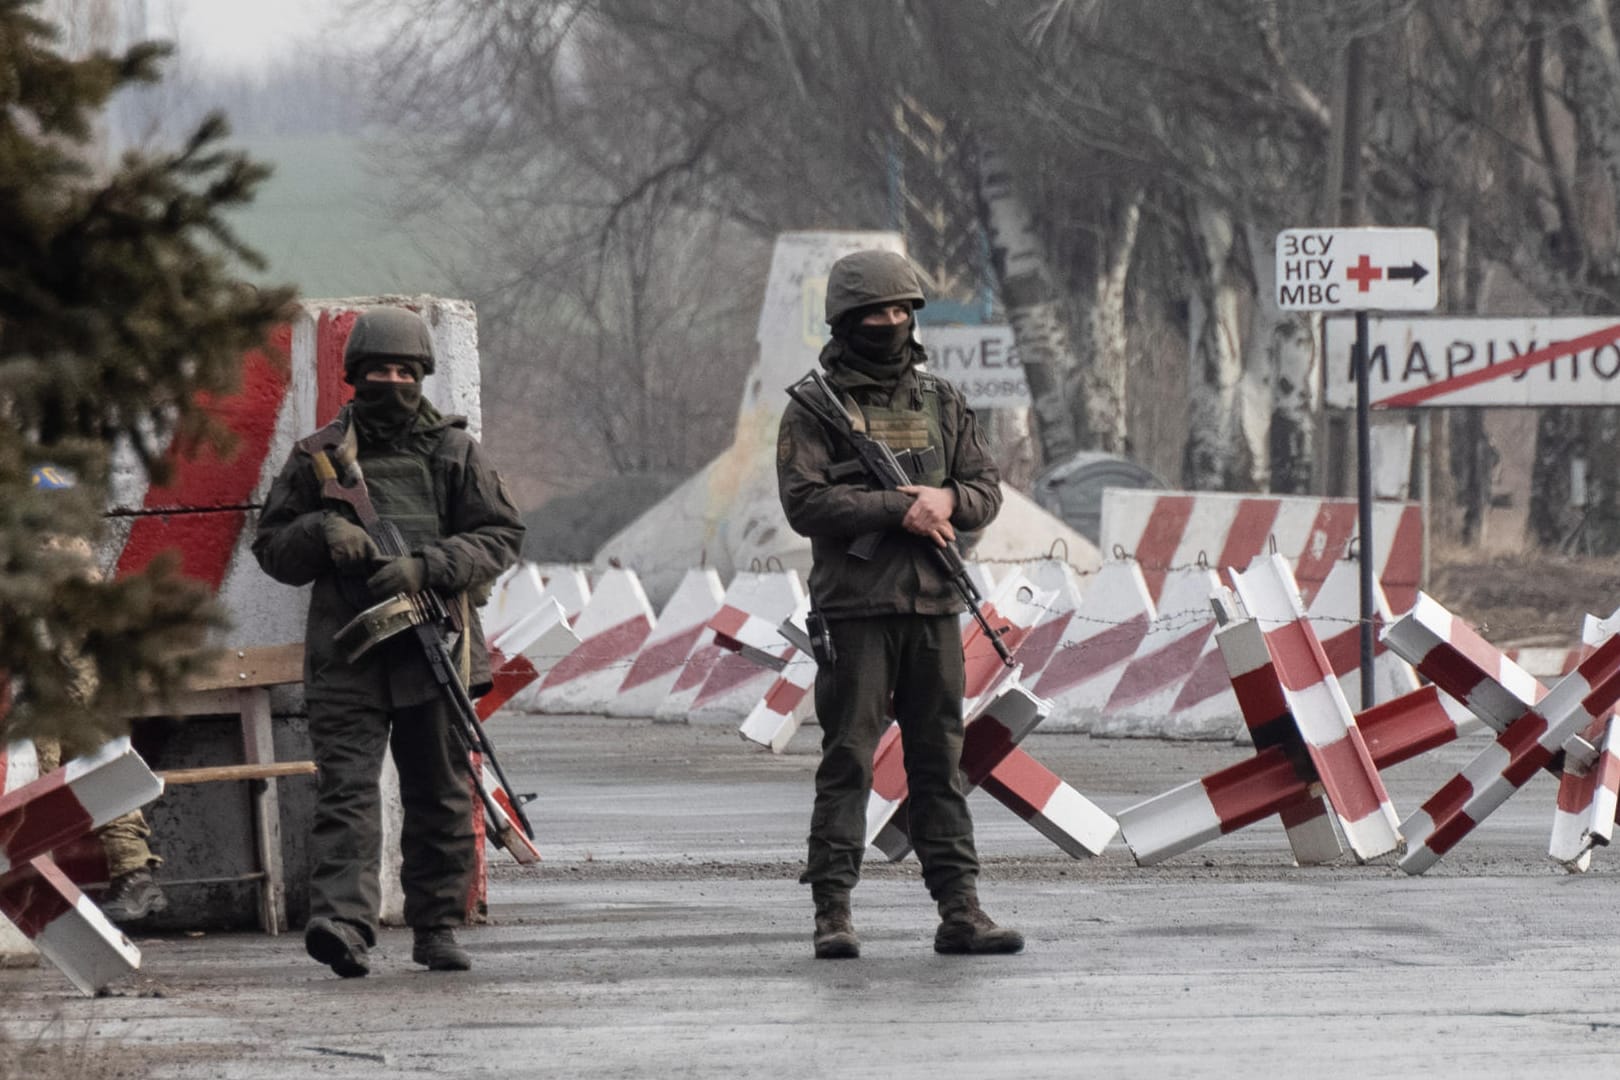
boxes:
[824,250,927,325]
[342,307,436,382]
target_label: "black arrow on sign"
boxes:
[1387,261,1429,285]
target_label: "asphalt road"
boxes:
[3,713,1618,1080]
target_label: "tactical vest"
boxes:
[358,441,443,551]
[848,372,948,487]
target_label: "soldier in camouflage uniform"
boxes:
[776,251,1024,959]
[253,308,523,978]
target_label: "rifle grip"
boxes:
[847,531,882,560]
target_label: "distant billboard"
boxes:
[918,325,1031,409]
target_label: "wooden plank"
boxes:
[184,644,305,693]
[158,762,316,785]
[238,688,287,935]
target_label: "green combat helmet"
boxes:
[824,250,927,325]
[342,307,437,383]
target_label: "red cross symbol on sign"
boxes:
[1346,254,1384,292]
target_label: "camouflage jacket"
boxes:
[252,403,524,708]
[776,344,1002,619]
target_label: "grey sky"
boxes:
[159,0,353,71]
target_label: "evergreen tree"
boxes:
[0,1,294,742]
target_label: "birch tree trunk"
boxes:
[1183,200,1260,490]
[1243,222,1318,493]
[977,142,1080,468]
[1070,191,1142,455]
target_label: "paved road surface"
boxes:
[3,714,1617,1079]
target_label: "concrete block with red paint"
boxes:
[1302,558,1418,713]
[1000,558,1085,687]
[1232,554,1402,861]
[527,565,593,624]
[532,568,657,715]
[1098,489,1423,616]
[482,562,549,642]
[686,571,805,726]
[1090,566,1226,739]
[609,568,726,718]
[962,568,1057,718]
[1032,559,1157,733]
[103,298,482,652]
[476,596,579,720]
[1387,606,1620,873]
[737,604,818,753]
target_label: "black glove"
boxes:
[367,555,428,599]
[323,514,377,572]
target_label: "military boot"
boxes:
[412,927,472,971]
[934,892,1024,955]
[305,917,370,978]
[812,896,860,960]
[100,868,168,924]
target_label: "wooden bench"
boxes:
[129,643,308,935]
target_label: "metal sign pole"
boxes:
[1355,308,1376,707]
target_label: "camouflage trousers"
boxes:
[34,737,158,880]
[804,613,979,903]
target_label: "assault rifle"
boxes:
[297,423,541,865]
[785,370,1013,668]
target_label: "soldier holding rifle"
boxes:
[253,308,523,978]
[776,251,1024,960]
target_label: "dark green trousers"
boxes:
[307,698,476,938]
[806,613,979,901]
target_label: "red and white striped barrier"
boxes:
[532,568,656,714]
[1214,599,1342,865]
[962,569,1057,717]
[1118,678,1477,866]
[687,570,805,725]
[0,739,164,875]
[476,597,579,719]
[977,749,1119,858]
[1506,644,1586,682]
[1003,559,1085,687]
[1385,592,1547,733]
[1550,716,1620,870]
[1099,489,1423,615]
[1305,558,1419,712]
[610,568,725,718]
[0,856,140,996]
[1031,560,1156,733]
[737,607,818,754]
[1232,555,1402,860]
[0,739,163,994]
[1091,567,1224,739]
[481,563,549,642]
[869,673,1119,861]
[527,565,593,624]
[1386,608,1620,873]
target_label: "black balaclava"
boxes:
[351,357,425,444]
[835,305,915,380]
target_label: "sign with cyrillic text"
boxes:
[1276,227,1439,312]
[1323,315,1620,408]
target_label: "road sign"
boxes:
[1275,227,1439,312]
[1323,315,1620,408]
[917,325,1030,408]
